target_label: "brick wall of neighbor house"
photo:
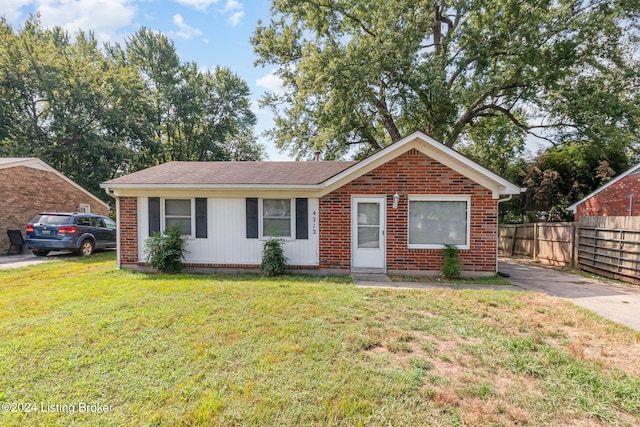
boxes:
[574,172,640,221]
[118,197,138,266]
[319,149,498,273]
[0,166,109,252]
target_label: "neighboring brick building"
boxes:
[101,132,522,275]
[569,163,640,221]
[0,158,110,253]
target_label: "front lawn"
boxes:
[1,253,639,426]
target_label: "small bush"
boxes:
[261,238,287,276]
[441,243,460,279]
[144,226,187,273]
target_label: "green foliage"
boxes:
[144,226,187,273]
[261,238,288,276]
[441,244,460,280]
[252,0,640,161]
[0,18,263,202]
[515,141,633,222]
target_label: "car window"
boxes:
[77,216,91,226]
[103,218,116,229]
[36,215,72,225]
[93,218,106,228]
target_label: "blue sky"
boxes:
[0,0,290,159]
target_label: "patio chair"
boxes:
[6,230,25,255]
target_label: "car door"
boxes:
[91,217,109,249]
[102,217,117,248]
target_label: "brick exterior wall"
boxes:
[319,149,498,273]
[0,166,109,253]
[119,197,138,266]
[574,172,640,221]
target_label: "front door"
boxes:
[351,196,386,272]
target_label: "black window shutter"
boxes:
[246,198,258,238]
[148,197,160,236]
[195,198,208,238]
[296,198,308,240]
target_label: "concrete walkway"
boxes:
[351,273,523,292]
[352,263,640,331]
[499,261,640,331]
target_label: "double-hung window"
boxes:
[262,199,292,238]
[408,196,470,249]
[148,197,207,238]
[165,199,192,236]
[246,198,308,240]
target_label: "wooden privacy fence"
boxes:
[499,217,640,285]
[498,222,576,266]
[577,217,640,285]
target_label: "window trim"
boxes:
[407,195,471,250]
[259,198,296,240]
[161,198,195,238]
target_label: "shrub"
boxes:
[261,238,287,276]
[144,226,187,273]
[441,243,460,280]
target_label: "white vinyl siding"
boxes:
[408,195,470,249]
[138,197,319,266]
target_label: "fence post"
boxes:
[533,223,539,260]
[570,222,577,268]
[510,225,518,256]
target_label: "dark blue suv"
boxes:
[25,212,116,257]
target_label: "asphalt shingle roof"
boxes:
[103,161,358,186]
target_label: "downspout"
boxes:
[630,194,634,216]
[104,188,121,270]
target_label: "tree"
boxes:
[0,17,143,198]
[513,141,632,222]
[252,0,640,159]
[114,28,261,164]
[0,19,264,201]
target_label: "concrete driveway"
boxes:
[0,253,48,269]
[0,252,74,269]
[500,260,640,331]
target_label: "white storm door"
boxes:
[351,196,386,271]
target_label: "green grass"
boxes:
[389,273,514,286]
[0,252,639,426]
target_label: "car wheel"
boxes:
[32,249,49,257]
[78,239,94,256]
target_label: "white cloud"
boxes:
[227,10,244,26]
[173,0,219,12]
[256,70,285,95]
[168,13,202,39]
[33,0,136,42]
[0,0,33,23]
[221,0,241,12]
[220,0,243,26]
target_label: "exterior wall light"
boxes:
[393,192,400,209]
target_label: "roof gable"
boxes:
[320,132,523,198]
[568,162,640,212]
